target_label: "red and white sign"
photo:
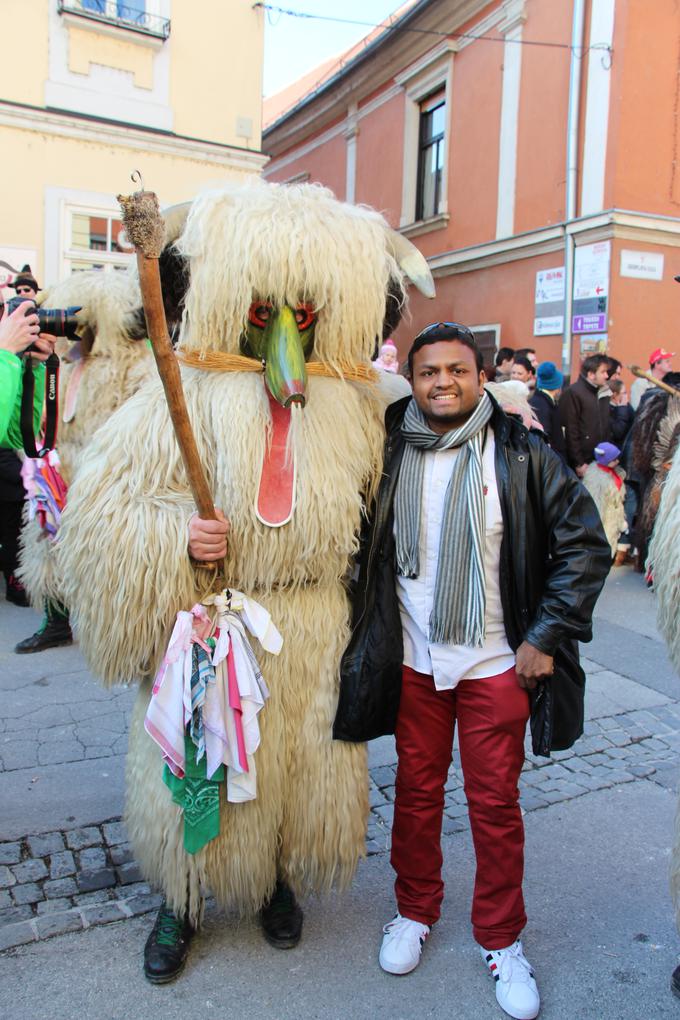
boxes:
[574,241,610,300]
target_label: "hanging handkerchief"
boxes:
[144,590,282,847]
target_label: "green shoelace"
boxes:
[155,908,184,947]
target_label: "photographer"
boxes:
[0,299,54,445]
[0,296,55,605]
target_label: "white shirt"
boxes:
[630,376,651,411]
[396,430,515,690]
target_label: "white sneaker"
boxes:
[379,913,430,975]
[480,939,540,1020]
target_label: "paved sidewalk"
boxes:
[1,781,677,1020]
[1,567,679,1019]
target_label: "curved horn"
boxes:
[387,229,436,299]
[161,201,191,245]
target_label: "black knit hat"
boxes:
[12,265,39,292]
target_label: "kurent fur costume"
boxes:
[18,270,153,609]
[582,462,627,557]
[647,403,680,926]
[630,385,680,553]
[57,181,432,925]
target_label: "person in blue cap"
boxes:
[529,361,565,459]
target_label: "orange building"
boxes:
[263,0,680,382]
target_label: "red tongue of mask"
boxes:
[256,388,297,527]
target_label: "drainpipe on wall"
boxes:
[562,0,586,378]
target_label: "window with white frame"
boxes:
[63,207,134,276]
[416,91,446,222]
[397,41,455,232]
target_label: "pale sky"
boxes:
[262,1,407,97]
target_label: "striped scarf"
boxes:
[395,392,494,647]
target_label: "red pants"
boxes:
[391,665,529,949]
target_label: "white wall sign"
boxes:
[534,266,565,335]
[620,250,664,281]
[574,241,610,300]
[572,241,610,332]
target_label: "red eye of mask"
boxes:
[248,302,316,331]
[248,302,273,328]
[293,304,316,331]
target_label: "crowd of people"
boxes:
[482,343,678,570]
[373,337,679,573]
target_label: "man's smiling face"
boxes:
[410,340,486,434]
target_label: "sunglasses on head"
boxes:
[414,321,476,344]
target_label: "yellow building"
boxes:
[0,0,266,293]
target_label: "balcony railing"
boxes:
[58,1,171,41]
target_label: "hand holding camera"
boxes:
[0,300,47,358]
[4,295,81,361]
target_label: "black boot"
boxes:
[15,605,72,654]
[672,964,680,999]
[5,575,29,607]
[259,880,303,949]
[143,901,194,984]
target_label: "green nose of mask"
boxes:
[263,305,308,408]
[244,305,310,409]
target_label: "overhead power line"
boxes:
[253,3,612,57]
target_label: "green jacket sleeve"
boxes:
[0,352,46,450]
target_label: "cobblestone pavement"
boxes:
[0,818,162,952]
[366,690,680,855]
[2,654,679,953]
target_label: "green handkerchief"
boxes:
[163,733,225,854]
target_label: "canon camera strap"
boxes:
[20,353,60,458]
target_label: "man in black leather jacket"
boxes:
[334,323,610,1020]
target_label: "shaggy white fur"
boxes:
[59,371,384,920]
[176,180,402,366]
[649,448,680,674]
[649,447,680,918]
[18,269,153,609]
[57,181,406,922]
[582,463,626,556]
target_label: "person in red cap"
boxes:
[630,347,675,410]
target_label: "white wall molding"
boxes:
[345,103,359,203]
[395,40,457,88]
[427,210,680,278]
[498,0,527,36]
[0,103,268,172]
[401,212,450,238]
[495,0,526,239]
[580,0,616,215]
[454,6,505,51]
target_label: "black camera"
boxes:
[6,295,82,345]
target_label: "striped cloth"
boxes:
[394,392,493,647]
